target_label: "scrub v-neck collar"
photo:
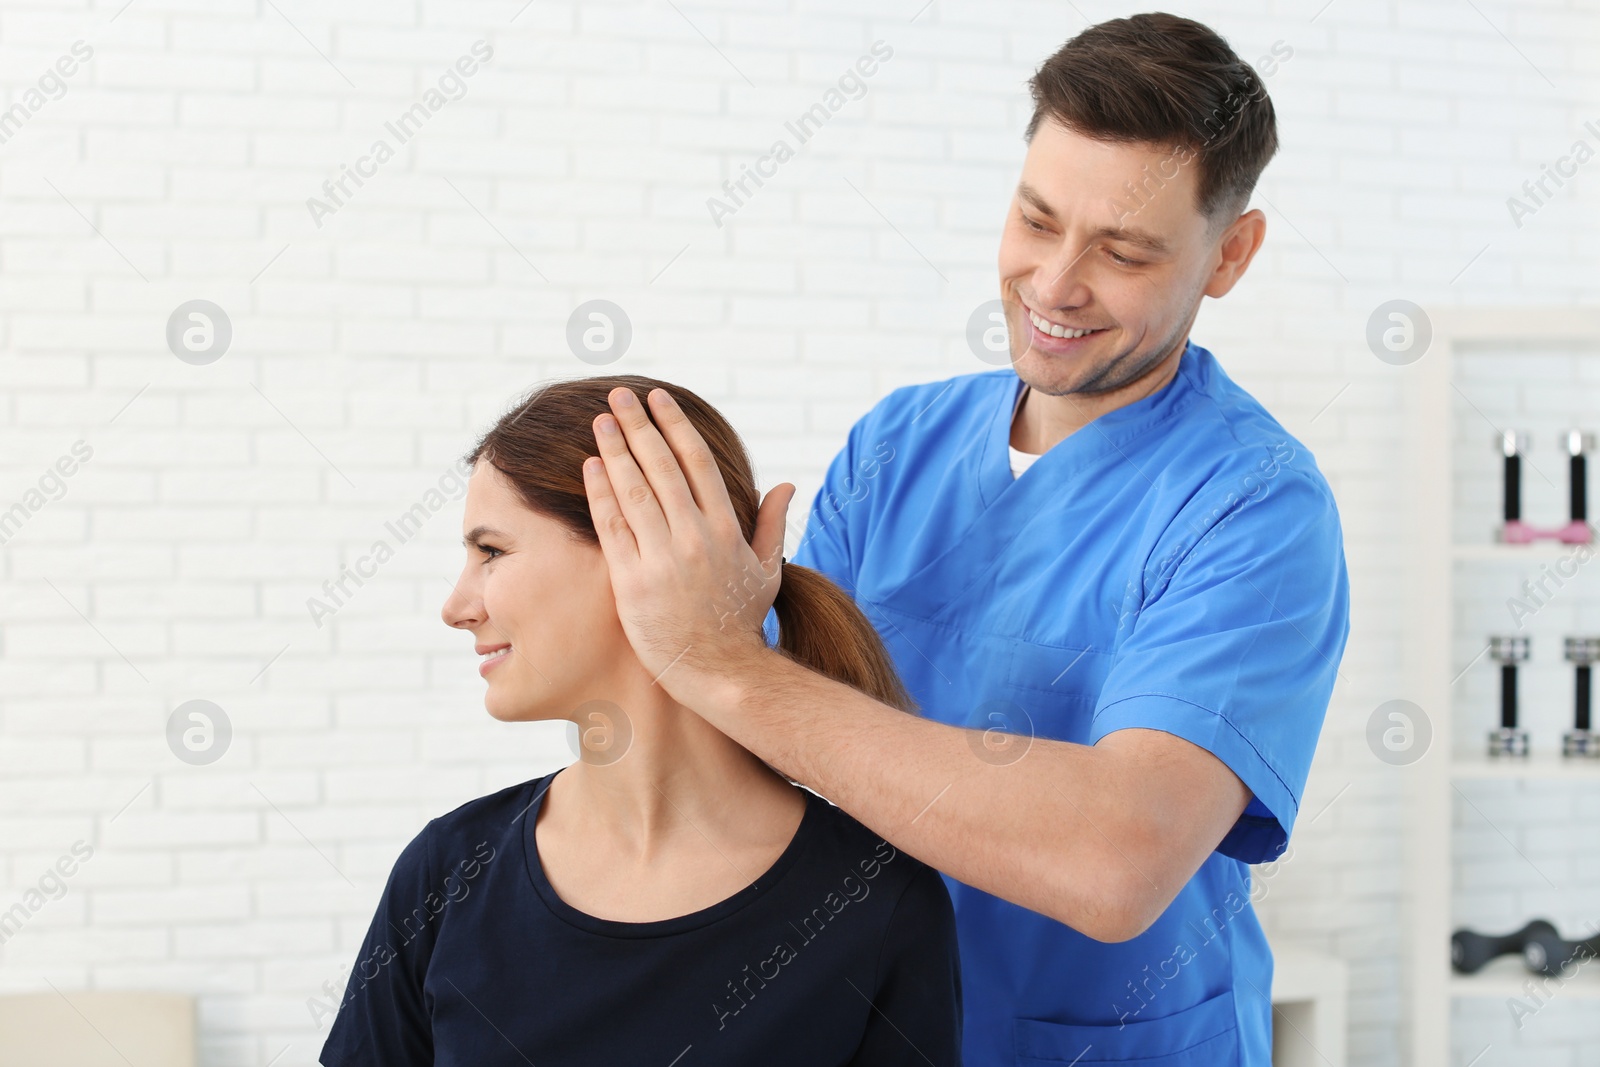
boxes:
[981,340,1201,507]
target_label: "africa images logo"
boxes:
[306,40,494,229]
[710,837,898,1030]
[705,41,894,228]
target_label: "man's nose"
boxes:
[1035,241,1095,305]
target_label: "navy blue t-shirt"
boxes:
[320,769,962,1066]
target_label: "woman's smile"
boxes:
[478,643,512,675]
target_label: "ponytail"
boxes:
[770,560,920,715]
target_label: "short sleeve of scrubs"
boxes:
[1090,468,1350,864]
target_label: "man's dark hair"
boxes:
[1025,12,1279,234]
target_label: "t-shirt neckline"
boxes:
[521,767,821,939]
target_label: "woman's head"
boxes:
[440,374,917,726]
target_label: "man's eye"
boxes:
[1022,214,1048,233]
[1106,248,1141,266]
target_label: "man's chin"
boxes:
[1010,348,1099,392]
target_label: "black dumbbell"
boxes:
[1522,925,1600,978]
[1451,920,1559,974]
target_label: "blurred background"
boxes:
[0,0,1597,1064]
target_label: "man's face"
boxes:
[997,117,1222,398]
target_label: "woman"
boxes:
[320,375,962,1066]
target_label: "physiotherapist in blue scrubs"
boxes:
[580,13,1349,1066]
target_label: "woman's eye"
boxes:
[476,544,502,561]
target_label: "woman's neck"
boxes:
[550,698,796,861]
[533,696,808,922]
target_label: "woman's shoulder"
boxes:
[430,772,551,831]
[801,788,942,896]
[395,773,551,877]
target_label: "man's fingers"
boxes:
[753,483,796,577]
[593,406,671,552]
[582,453,640,564]
[645,388,740,533]
[605,387,699,533]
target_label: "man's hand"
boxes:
[582,385,798,691]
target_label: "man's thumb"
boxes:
[753,483,797,574]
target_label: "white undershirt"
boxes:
[1009,445,1043,478]
[1009,383,1042,478]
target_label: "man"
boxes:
[581,13,1349,1066]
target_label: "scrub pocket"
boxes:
[994,640,1111,745]
[1012,989,1239,1065]
[1003,640,1111,696]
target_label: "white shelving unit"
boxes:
[1406,308,1600,1065]
[1272,943,1348,1067]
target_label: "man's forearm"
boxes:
[666,645,1179,941]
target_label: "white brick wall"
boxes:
[1,1,1595,1064]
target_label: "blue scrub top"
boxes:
[763,339,1350,1067]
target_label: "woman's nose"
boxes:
[441,576,479,629]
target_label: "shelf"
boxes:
[1449,954,1600,999]
[1452,754,1600,780]
[1452,542,1592,561]
[1272,943,1348,1004]
[1407,311,1600,1067]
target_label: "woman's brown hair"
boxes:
[461,374,919,715]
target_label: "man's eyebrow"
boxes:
[1017,181,1059,220]
[462,525,508,546]
[1016,181,1172,256]
[1093,224,1171,256]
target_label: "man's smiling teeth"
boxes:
[1029,310,1103,339]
